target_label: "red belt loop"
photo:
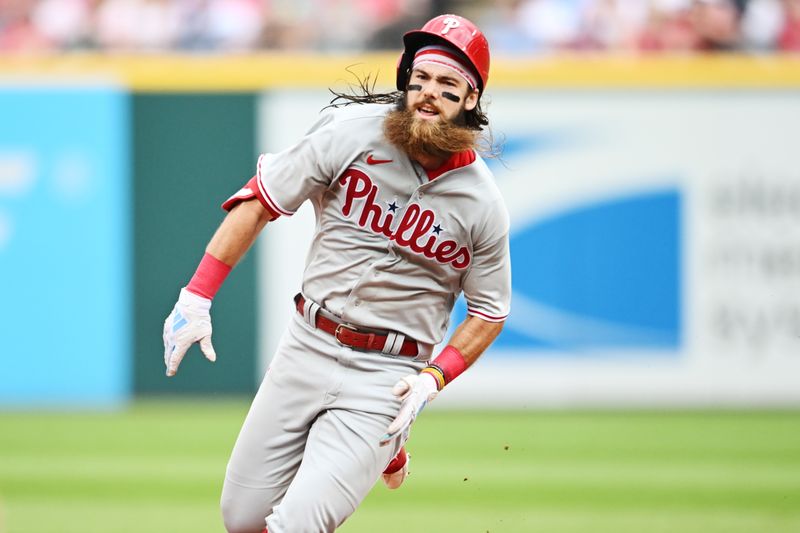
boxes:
[296,295,418,357]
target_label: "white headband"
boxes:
[411,45,478,90]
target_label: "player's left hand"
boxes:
[380,372,439,446]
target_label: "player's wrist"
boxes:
[422,345,468,391]
[418,369,441,393]
[178,287,212,310]
[186,252,232,300]
[420,365,445,391]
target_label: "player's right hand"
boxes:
[163,288,217,377]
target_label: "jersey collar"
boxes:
[424,149,476,181]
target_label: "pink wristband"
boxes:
[425,345,468,390]
[186,252,232,299]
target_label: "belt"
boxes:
[295,295,419,357]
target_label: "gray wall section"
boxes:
[133,93,259,394]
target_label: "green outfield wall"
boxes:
[133,93,259,394]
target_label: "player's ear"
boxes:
[464,89,479,112]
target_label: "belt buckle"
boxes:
[334,322,359,346]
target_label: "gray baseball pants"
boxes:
[220,312,425,533]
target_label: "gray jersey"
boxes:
[225,103,511,346]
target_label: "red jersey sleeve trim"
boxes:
[467,307,509,323]
[221,175,282,220]
[256,154,294,217]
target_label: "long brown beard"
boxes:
[384,105,478,159]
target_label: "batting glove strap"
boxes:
[178,287,212,311]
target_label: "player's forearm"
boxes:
[184,199,272,300]
[446,315,504,366]
[206,198,272,267]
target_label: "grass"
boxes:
[0,401,799,532]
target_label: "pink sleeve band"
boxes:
[186,252,232,300]
[428,345,469,389]
[221,175,281,220]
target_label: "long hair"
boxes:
[326,69,490,132]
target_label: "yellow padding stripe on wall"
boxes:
[0,53,798,91]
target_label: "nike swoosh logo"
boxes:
[367,154,393,165]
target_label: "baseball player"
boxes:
[162,14,510,533]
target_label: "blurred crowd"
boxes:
[0,0,798,53]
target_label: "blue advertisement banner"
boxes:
[499,188,681,351]
[0,87,130,407]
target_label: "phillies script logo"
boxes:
[338,169,471,269]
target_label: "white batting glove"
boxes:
[163,288,216,377]
[380,372,439,447]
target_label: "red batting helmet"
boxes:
[396,14,490,94]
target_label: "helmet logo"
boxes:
[441,17,460,35]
